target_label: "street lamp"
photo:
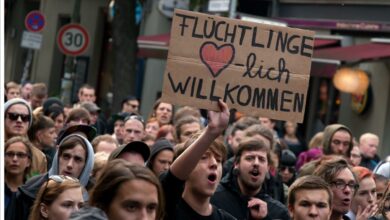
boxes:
[333,68,370,95]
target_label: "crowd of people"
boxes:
[4,80,390,220]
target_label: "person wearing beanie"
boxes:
[322,124,353,157]
[5,98,33,140]
[146,138,174,176]
[278,149,297,187]
[4,98,48,177]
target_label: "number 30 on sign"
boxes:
[57,24,89,56]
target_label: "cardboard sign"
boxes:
[161,9,315,123]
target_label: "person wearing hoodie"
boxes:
[146,138,174,177]
[322,124,354,158]
[5,133,94,220]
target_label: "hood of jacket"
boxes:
[18,174,48,199]
[322,124,353,157]
[48,134,94,188]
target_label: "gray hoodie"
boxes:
[322,124,353,157]
[6,134,95,220]
[49,133,95,188]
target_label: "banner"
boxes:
[161,9,315,123]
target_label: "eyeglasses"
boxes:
[125,115,145,124]
[279,166,295,173]
[5,151,29,159]
[331,181,359,191]
[6,112,30,122]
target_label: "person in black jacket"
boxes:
[211,137,290,220]
[160,99,236,220]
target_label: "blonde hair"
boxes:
[308,132,324,149]
[92,152,109,180]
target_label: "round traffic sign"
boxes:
[57,24,89,56]
[25,10,45,32]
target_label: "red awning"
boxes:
[313,43,390,63]
[137,33,170,46]
[137,33,170,59]
[314,39,339,48]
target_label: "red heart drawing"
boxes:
[200,42,235,78]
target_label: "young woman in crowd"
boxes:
[156,124,176,145]
[29,175,84,220]
[146,138,174,177]
[145,117,160,140]
[150,99,173,126]
[4,137,32,210]
[88,159,164,220]
[44,106,65,135]
[346,166,379,220]
[282,121,307,158]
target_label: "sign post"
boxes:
[161,9,315,123]
[57,23,89,56]
[21,11,45,84]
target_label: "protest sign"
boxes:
[161,9,315,123]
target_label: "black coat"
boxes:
[211,171,290,220]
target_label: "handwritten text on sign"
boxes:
[161,9,314,123]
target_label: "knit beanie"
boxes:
[4,98,33,128]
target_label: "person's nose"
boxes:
[12,154,19,161]
[73,205,80,212]
[163,162,170,171]
[139,208,148,220]
[343,184,353,194]
[308,205,319,217]
[368,192,376,204]
[66,159,74,169]
[253,157,261,166]
[281,168,289,174]
[209,156,218,168]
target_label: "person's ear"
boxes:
[40,203,49,218]
[26,157,31,168]
[288,204,294,219]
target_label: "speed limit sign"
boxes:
[57,24,89,56]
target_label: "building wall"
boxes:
[139,0,171,117]
[338,61,390,157]
[4,1,38,83]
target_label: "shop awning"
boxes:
[137,33,170,59]
[313,43,390,63]
[313,39,339,49]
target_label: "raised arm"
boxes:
[170,99,230,180]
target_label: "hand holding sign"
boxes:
[162,9,314,123]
